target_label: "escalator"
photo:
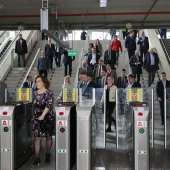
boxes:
[0,40,12,59]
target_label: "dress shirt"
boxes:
[162,80,166,88]
[90,54,96,65]
[142,37,145,46]
[127,82,134,88]
[108,50,111,60]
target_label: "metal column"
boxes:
[76,103,93,170]
[55,106,70,170]
[0,106,14,170]
[133,107,149,170]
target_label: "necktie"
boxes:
[28,82,31,88]
[99,66,101,77]
[108,51,111,60]
[103,78,105,87]
[122,77,124,88]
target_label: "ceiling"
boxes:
[0,0,170,30]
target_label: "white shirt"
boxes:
[90,54,96,65]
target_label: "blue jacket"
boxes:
[125,35,136,50]
[37,56,50,70]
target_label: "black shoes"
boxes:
[161,122,164,125]
[31,157,41,167]
[46,153,51,163]
[106,128,112,132]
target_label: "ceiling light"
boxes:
[100,0,107,7]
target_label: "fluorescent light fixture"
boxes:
[100,0,107,7]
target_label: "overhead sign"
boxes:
[68,50,78,56]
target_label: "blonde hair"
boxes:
[64,76,71,85]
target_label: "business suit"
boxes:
[93,64,106,82]
[156,80,170,124]
[22,81,33,88]
[55,44,63,67]
[62,50,75,76]
[44,43,55,70]
[117,76,128,88]
[137,36,149,59]
[104,50,116,69]
[129,55,143,83]
[107,69,117,85]
[126,81,141,88]
[82,81,96,99]
[144,52,159,86]
[125,35,136,61]
[98,77,107,88]
[87,53,100,67]
[79,66,92,77]
[15,38,28,67]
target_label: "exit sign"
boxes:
[68,50,78,56]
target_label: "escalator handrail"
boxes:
[0,30,6,39]
[0,31,21,68]
[157,29,170,65]
[20,48,40,88]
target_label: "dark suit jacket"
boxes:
[62,50,75,64]
[22,81,33,88]
[15,38,28,54]
[93,64,107,80]
[129,55,143,74]
[125,35,136,50]
[79,66,92,77]
[104,50,116,66]
[137,36,149,50]
[126,81,141,88]
[82,81,96,99]
[87,53,100,65]
[156,80,170,100]
[98,77,107,88]
[117,76,128,88]
[44,43,55,59]
[144,52,159,72]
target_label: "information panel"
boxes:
[16,88,32,102]
[63,88,77,102]
[126,88,143,102]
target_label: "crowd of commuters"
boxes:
[18,29,170,167]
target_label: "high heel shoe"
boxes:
[46,153,51,163]
[31,157,41,167]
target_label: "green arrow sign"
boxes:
[79,150,88,153]
[2,148,10,152]
[68,50,78,56]
[58,149,66,153]
[4,127,9,132]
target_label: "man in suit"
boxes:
[55,43,63,67]
[104,44,116,69]
[106,64,117,85]
[117,69,128,88]
[126,74,141,88]
[137,31,149,60]
[156,72,170,125]
[44,38,56,70]
[125,30,136,61]
[98,69,108,88]
[62,48,75,77]
[144,48,159,87]
[77,72,84,88]
[79,61,92,77]
[87,48,100,70]
[15,34,28,67]
[129,50,143,83]
[22,75,33,88]
[93,59,106,83]
[37,50,50,77]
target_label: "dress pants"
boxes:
[64,61,72,76]
[140,46,148,60]
[39,70,47,77]
[159,100,164,124]
[128,49,135,61]
[148,65,156,85]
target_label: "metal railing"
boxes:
[20,48,40,87]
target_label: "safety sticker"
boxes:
[59,107,65,111]
[2,120,11,126]
[137,121,147,127]
[57,120,67,126]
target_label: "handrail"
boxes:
[0,31,21,69]
[20,48,40,88]
[157,29,170,65]
[0,30,6,39]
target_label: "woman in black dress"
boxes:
[31,75,55,167]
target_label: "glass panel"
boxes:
[6,89,16,102]
[166,87,170,149]
[116,88,153,149]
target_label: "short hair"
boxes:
[35,75,50,89]
[122,69,126,72]
[107,64,111,67]
[27,75,32,80]
[128,74,135,79]
[99,59,103,62]
[130,30,134,34]
[161,72,166,75]
[102,69,107,72]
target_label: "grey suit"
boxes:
[93,64,106,81]
[79,66,92,77]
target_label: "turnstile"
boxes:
[124,103,149,170]
[0,102,33,170]
[55,102,77,170]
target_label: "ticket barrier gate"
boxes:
[0,102,33,170]
[55,102,77,170]
[124,102,149,170]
